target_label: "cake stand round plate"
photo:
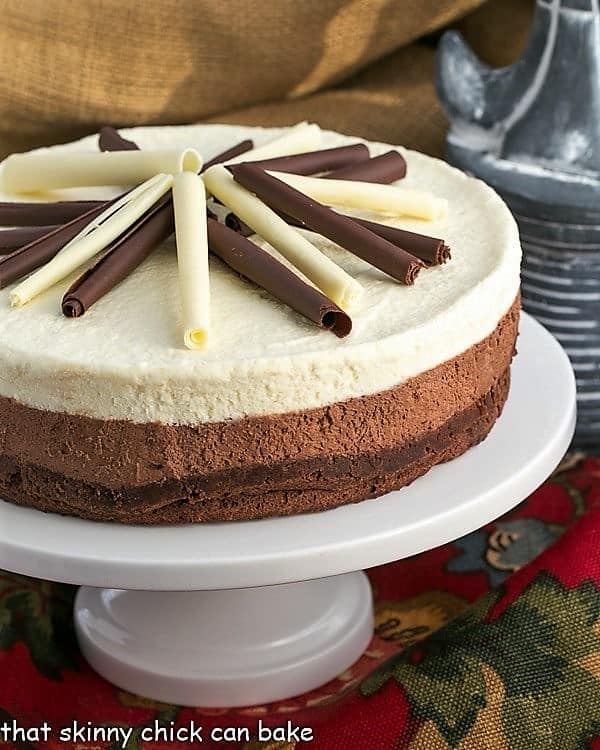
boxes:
[0,313,576,706]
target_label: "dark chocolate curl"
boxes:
[207,218,351,337]
[226,209,450,265]
[0,203,109,288]
[225,213,254,237]
[324,151,407,183]
[241,144,369,176]
[99,126,139,152]
[349,217,451,265]
[62,196,174,317]
[202,140,254,171]
[231,164,422,285]
[0,225,59,253]
[0,200,103,227]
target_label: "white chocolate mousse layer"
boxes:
[0,124,521,425]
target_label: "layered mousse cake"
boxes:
[0,124,521,524]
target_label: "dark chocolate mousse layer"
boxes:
[0,297,519,524]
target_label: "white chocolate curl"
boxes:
[10,174,174,306]
[268,171,448,221]
[225,122,321,166]
[172,173,210,349]
[203,165,363,311]
[2,149,202,193]
[56,175,167,255]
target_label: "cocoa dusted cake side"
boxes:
[0,298,518,523]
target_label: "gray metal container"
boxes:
[514,201,600,449]
[436,0,600,448]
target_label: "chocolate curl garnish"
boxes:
[202,140,254,171]
[324,151,407,183]
[350,217,451,265]
[241,144,369,176]
[62,195,174,317]
[225,209,450,265]
[98,126,139,152]
[0,226,59,253]
[0,200,103,227]
[207,218,351,337]
[230,165,423,285]
[0,203,109,288]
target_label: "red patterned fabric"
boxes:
[1,454,600,749]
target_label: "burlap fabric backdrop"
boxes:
[0,0,534,160]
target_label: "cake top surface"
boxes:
[0,124,521,424]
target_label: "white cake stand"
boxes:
[0,314,576,707]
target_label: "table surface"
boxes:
[0,313,576,591]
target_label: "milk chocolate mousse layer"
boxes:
[0,298,519,524]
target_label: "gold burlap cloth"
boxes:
[0,0,534,160]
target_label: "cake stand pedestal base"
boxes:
[75,572,373,707]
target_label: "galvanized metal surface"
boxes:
[437,0,600,447]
